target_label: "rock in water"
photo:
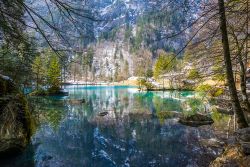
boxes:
[68,99,86,105]
[179,113,214,127]
[0,75,33,156]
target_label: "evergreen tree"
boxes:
[47,54,61,91]
[153,52,177,79]
[32,55,46,90]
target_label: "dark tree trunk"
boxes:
[218,0,248,128]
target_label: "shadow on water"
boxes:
[0,144,35,167]
[2,85,229,167]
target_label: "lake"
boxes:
[1,85,230,167]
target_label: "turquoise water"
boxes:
[2,85,222,167]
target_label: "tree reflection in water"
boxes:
[4,86,229,167]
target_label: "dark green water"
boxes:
[2,85,224,167]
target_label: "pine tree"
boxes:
[32,55,46,90]
[47,55,61,91]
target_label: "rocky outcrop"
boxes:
[0,75,34,156]
[236,128,250,155]
[209,144,250,167]
[179,113,214,127]
[210,128,250,167]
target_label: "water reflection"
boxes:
[2,86,226,167]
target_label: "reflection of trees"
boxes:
[153,96,182,113]
[28,87,219,166]
[96,117,214,167]
[133,92,154,113]
[35,117,95,167]
[29,96,67,129]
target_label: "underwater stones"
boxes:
[200,138,225,149]
[179,113,214,127]
[0,75,33,156]
[68,99,86,105]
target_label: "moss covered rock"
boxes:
[0,75,34,156]
[179,113,214,127]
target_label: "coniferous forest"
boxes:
[0,0,250,166]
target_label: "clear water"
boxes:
[1,85,225,167]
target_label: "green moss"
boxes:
[16,93,36,140]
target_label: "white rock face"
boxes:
[91,41,133,80]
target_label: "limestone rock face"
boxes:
[0,75,33,156]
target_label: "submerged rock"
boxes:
[179,113,214,127]
[0,75,34,156]
[200,138,225,148]
[68,99,86,105]
[98,111,109,117]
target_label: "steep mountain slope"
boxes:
[25,0,198,81]
[83,0,197,80]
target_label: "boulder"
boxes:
[179,113,214,127]
[0,75,33,156]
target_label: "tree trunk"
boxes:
[218,0,248,128]
[239,54,250,113]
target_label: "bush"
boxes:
[137,78,154,90]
